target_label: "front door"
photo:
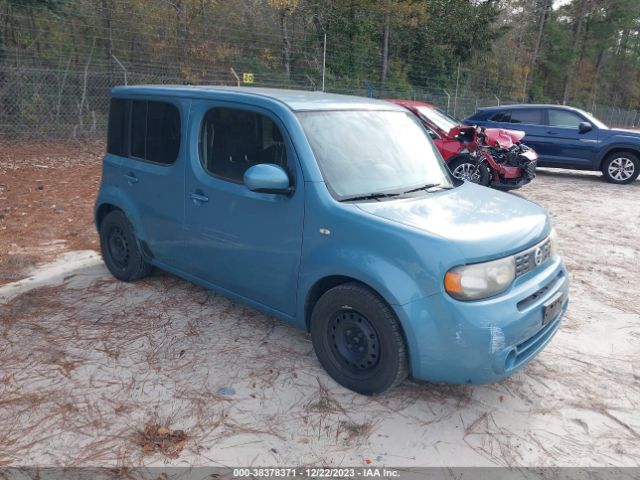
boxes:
[542,108,600,168]
[183,101,305,317]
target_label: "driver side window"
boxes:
[199,108,289,183]
[547,109,584,129]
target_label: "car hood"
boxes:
[356,182,549,262]
[604,127,640,138]
[483,127,526,148]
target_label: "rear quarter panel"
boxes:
[95,177,149,242]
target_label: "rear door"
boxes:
[183,100,305,317]
[485,108,555,163]
[542,108,600,168]
[503,108,550,156]
[121,98,186,266]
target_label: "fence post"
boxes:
[363,80,374,98]
[453,62,460,117]
[443,89,451,114]
[322,32,327,92]
[306,75,316,91]
[111,54,128,85]
[230,67,240,87]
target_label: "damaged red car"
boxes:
[387,100,537,190]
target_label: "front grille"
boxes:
[516,271,564,311]
[514,237,552,278]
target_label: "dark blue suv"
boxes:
[465,105,640,184]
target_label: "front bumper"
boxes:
[493,160,537,189]
[394,256,568,384]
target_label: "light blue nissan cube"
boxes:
[95,86,569,395]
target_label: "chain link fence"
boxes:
[1,63,639,143]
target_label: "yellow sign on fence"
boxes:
[243,73,255,84]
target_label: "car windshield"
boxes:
[415,106,459,133]
[297,110,454,200]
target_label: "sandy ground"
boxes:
[0,163,639,468]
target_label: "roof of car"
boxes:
[478,103,583,111]
[112,85,405,112]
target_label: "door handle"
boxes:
[125,173,139,184]
[190,191,209,204]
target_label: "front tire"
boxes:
[448,156,491,186]
[99,210,152,281]
[310,282,409,395]
[602,152,639,184]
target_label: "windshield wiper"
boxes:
[339,192,401,202]
[402,183,452,194]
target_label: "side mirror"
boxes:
[244,163,292,194]
[578,121,592,133]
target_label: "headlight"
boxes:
[444,256,516,301]
[549,227,559,258]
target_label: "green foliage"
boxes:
[1,0,640,111]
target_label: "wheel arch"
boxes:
[597,145,640,170]
[303,275,413,376]
[304,275,357,331]
[95,203,123,230]
[94,186,148,243]
[303,275,406,336]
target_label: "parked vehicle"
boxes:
[465,104,640,184]
[387,100,537,190]
[96,86,568,395]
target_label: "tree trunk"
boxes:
[562,0,589,104]
[527,0,552,100]
[27,5,42,59]
[100,0,114,85]
[280,8,291,81]
[0,1,7,68]
[176,0,189,82]
[381,0,391,86]
[312,2,325,54]
[0,1,7,109]
[349,0,356,74]
[590,47,605,106]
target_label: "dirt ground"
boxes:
[0,144,639,468]
[0,142,102,284]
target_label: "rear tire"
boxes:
[602,152,639,184]
[99,210,152,281]
[310,282,409,395]
[448,156,491,186]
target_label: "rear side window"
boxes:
[548,109,583,128]
[489,111,510,122]
[107,98,127,156]
[199,108,289,183]
[130,100,181,164]
[509,109,543,125]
